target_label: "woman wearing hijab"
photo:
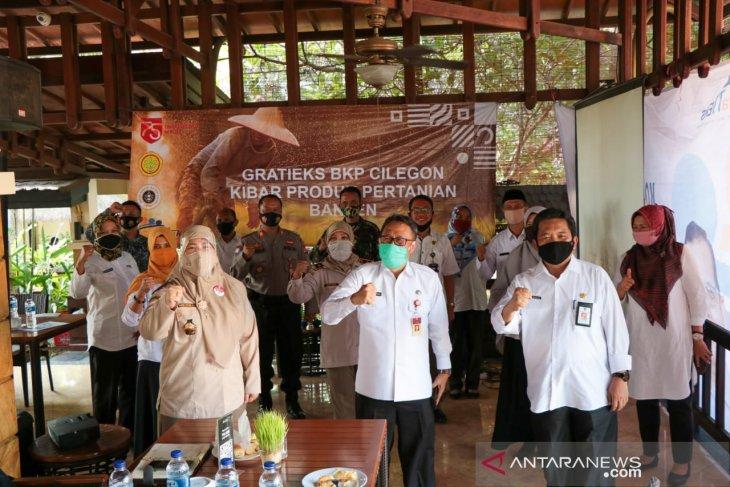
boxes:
[139,225,260,434]
[616,205,710,486]
[490,206,544,450]
[446,205,489,398]
[287,221,363,419]
[70,212,140,431]
[122,226,178,454]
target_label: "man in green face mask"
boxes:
[321,214,451,487]
[310,186,380,263]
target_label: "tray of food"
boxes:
[301,467,367,487]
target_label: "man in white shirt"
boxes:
[215,207,242,273]
[491,208,631,486]
[322,215,451,487]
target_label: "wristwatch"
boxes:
[692,332,704,341]
[438,369,451,375]
[612,370,630,382]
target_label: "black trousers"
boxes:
[491,337,533,448]
[450,310,485,391]
[531,406,618,487]
[89,345,137,432]
[356,393,435,487]
[250,293,303,396]
[133,360,160,455]
[636,395,693,464]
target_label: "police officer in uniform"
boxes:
[231,194,307,419]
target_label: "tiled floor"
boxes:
[14,359,730,486]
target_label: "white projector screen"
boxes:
[575,81,645,275]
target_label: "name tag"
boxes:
[102,268,113,273]
[575,301,593,327]
[411,316,423,336]
[499,252,510,256]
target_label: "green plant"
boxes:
[10,223,74,312]
[253,410,288,453]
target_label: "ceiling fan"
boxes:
[317,3,467,87]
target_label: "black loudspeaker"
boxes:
[47,413,100,450]
[0,56,42,131]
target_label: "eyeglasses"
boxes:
[380,235,415,247]
[410,207,432,215]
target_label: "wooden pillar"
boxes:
[651,0,667,94]
[5,16,27,60]
[697,0,711,77]
[462,0,476,102]
[521,0,539,110]
[114,27,133,126]
[636,0,648,76]
[403,13,420,104]
[618,0,633,82]
[283,0,300,105]
[60,13,81,130]
[673,0,691,84]
[708,0,723,66]
[169,0,186,108]
[342,5,357,104]
[226,0,243,106]
[100,22,119,127]
[199,0,215,107]
[585,0,601,92]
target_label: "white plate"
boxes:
[210,442,260,463]
[190,477,214,487]
[301,467,367,487]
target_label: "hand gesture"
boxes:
[139,276,157,295]
[76,245,94,274]
[510,287,532,310]
[109,202,123,215]
[166,285,184,310]
[350,283,377,306]
[476,243,487,261]
[693,338,712,371]
[607,377,629,412]
[449,234,463,246]
[242,242,260,259]
[617,268,635,299]
[432,372,450,405]
[291,260,310,280]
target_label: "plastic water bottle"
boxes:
[109,459,133,487]
[214,457,239,487]
[258,461,282,487]
[166,449,191,487]
[9,296,20,327]
[24,298,37,329]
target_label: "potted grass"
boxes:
[254,410,288,468]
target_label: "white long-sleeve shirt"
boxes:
[322,262,451,402]
[476,227,525,282]
[69,252,139,352]
[491,257,631,414]
[121,285,164,363]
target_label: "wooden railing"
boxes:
[694,320,730,447]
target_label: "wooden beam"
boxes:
[699,0,710,46]
[561,0,573,20]
[674,0,691,83]
[601,0,612,21]
[652,0,667,94]
[100,22,119,127]
[462,0,476,102]
[585,0,601,92]
[6,16,27,60]
[306,10,321,32]
[708,0,723,65]
[42,109,106,125]
[342,4,358,104]
[114,23,133,127]
[199,0,215,106]
[403,13,421,104]
[413,0,527,31]
[618,0,633,81]
[283,0,300,105]
[60,13,81,131]
[541,21,621,44]
[637,0,648,75]
[521,0,539,110]
[64,144,129,174]
[65,132,131,142]
[169,0,186,108]
[226,0,243,106]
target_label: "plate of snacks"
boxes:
[301,467,367,487]
[210,433,260,462]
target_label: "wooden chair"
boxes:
[11,293,54,407]
[12,474,108,486]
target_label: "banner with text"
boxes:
[129,103,497,245]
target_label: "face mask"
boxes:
[453,220,471,235]
[633,230,659,247]
[97,233,122,250]
[260,212,282,227]
[120,216,140,230]
[340,206,360,219]
[216,221,236,236]
[379,243,409,270]
[538,241,574,265]
[504,208,525,226]
[416,220,432,233]
[183,251,216,278]
[328,240,353,262]
[151,247,177,268]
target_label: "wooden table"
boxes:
[133,418,388,486]
[11,314,87,436]
[29,423,130,475]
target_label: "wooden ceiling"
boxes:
[0,1,729,183]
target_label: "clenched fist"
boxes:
[76,245,95,275]
[291,260,310,280]
[166,285,184,310]
[617,268,635,300]
[242,242,261,260]
[350,283,377,306]
[510,287,533,310]
[476,243,487,261]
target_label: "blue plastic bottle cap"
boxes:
[264,461,276,470]
[113,459,126,469]
[171,449,183,459]
[220,458,233,467]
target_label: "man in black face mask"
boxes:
[86,200,149,271]
[215,207,241,274]
[231,194,307,419]
[491,208,631,487]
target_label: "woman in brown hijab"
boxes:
[139,225,260,434]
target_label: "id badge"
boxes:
[411,315,423,336]
[575,301,593,327]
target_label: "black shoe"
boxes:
[434,407,447,424]
[668,464,691,486]
[286,398,306,419]
[258,393,273,413]
[640,455,658,470]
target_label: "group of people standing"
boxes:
[68,187,710,487]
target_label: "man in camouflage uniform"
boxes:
[309,186,380,263]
